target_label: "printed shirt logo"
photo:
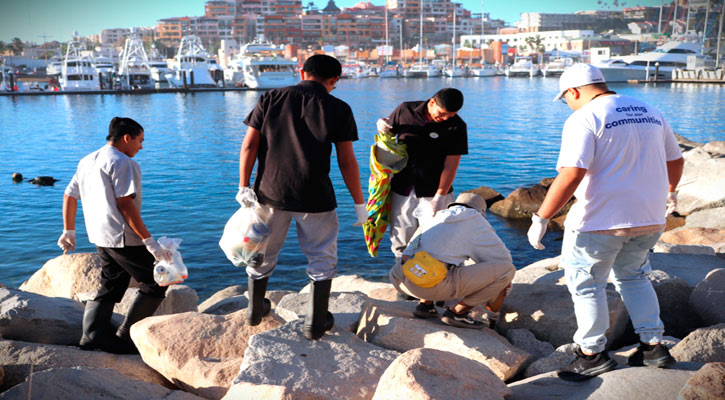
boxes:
[429,132,439,139]
[605,104,662,129]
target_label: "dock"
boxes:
[626,68,725,84]
[0,86,255,96]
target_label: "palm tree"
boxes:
[11,37,24,55]
[0,41,7,54]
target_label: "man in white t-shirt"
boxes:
[527,64,684,381]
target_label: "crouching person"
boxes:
[58,117,170,354]
[389,193,515,329]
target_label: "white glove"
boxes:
[376,118,392,134]
[527,214,549,250]
[431,194,447,215]
[57,230,76,254]
[143,237,173,263]
[353,203,367,226]
[666,192,677,216]
[235,186,257,207]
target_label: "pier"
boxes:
[0,86,254,96]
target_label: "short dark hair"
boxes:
[433,88,464,112]
[107,117,143,142]
[302,54,342,79]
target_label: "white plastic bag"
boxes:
[219,203,271,268]
[412,199,435,230]
[153,237,188,286]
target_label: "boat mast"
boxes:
[452,3,456,69]
[673,1,678,36]
[419,0,423,64]
[385,4,389,64]
[717,0,724,69]
[481,0,485,64]
[657,0,663,36]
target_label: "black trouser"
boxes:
[94,246,167,303]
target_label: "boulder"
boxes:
[131,310,285,400]
[648,253,725,287]
[648,270,704,338]
[300,274,398,301]
[489,184,547,219]
[683,207,725,230]
[498,282,629,348]
[19,253,103,301]
[505,328,555,361]
[198,285,247,314]
[523,343,577,378]
[356,299,529,381]
[244,290,296,308]
[372,348,512,400]
[0,339,171,391]
[199,295,248,316]
[511,256,564,285]
[678,362,725,400]
[670,324,725,363]
[276,291,368,332]
[0,288,83,345]
[701,140,725,157]
[114,285,198,318]
[226,319,398,400]
[690,269,725,325]
[509,367,697,400]
[674,133,703,152]
[0,367,203,400]
[465,186,505,209]
[657,228,725,255]
[675,147,725,216]
[666,215,687,231]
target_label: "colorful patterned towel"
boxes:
[364,131,407,257]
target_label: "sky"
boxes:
[1,0,667,43]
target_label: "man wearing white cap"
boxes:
[527,63,684,381]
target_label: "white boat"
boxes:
[165,35,217,88]
[542,57,572,77]
[403,62,430,78]
[148,46,169,83]
[505,56,540,77]
[1,65,16,91]
[230,41,297,89]
[342,63,377,79]
[46,56,63,77]
[444,8,464,78]
[593,40,701,83]
[93,56,114,76]
[444,65,465,77]
[378,67,400,78]
[60,37,99,91]
[118,32,154,90]
[469,64,500,77]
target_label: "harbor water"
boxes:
[1,77,724,300]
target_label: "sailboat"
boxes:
[404,1,440,78]
[469,0,500,77]
[444,4,464,77]
[379,5,399,78]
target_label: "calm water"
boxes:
[1,78,724,300]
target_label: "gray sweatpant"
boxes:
[247,206,338,282]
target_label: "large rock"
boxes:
[19,253,103,301]
[198,285,247,314]
[656,228,725,255]
[131,310,285,400]
[505,328,555,361]
[276,291,368,332]
[648,270,704,338]
[675,133,703,152]
[226,319,398,400]
[465,186,505,209]
[701,140,725,156]
[689,269,725,325]
[511,256,564,285]
[114,285,198,318]
[372,348,512,400]
[683,207,725,230]
[671,324,725,363]
[675,147,725,216]
[489,184,548,219]
[509,367,697,400]
[523,343,577,378]
[0,367,203,400]
[498,282,629,348]
[0,288,83,345]
[0,339,170,391]
[300,274,398,301]
[648,253,725,287]
[666,215,687,231]
[678,362,725,400]
[356,299,529,381]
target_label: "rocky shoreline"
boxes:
[0,136,723,399]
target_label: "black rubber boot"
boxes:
[246,276,271,326]
[79,301,134,354]
[116,292,164,344]
[303,279,334,340]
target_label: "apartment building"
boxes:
[100,28,130,46]
[460,29,595,53]
[516,13,595,32]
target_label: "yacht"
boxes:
[505,56,540,77]
[469,64,501,77]
[444,8,464,78]
[93,56,115,76]
[593,40,701,82]
[148,45,169,83]
[229,41,297,89]
[165,35,217,88]
[118,33,154,89]
[403,63,430,78]
[541,57,572,77]
[378,66,400,78]
[444,64,465,77]
[342,62,378,79]
[60,38,99,91]
[46,56,63,77]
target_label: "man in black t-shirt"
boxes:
[237,55,366,340]
[377,88,468,262]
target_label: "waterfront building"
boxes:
[460,30,595,54]
[100,28,130,46]
[516,13,595,32]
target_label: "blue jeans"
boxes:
[561,229,665,354]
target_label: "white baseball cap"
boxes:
[553,63,606,102]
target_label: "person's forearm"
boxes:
[667,157,684,193]
[239,126,260,187]
[536,167,587,220]
[336,141,364,204]
[116,196,151,240]
[436,155,461,195]
[62,195,77,231]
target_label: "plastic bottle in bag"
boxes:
[153,237,188,286]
